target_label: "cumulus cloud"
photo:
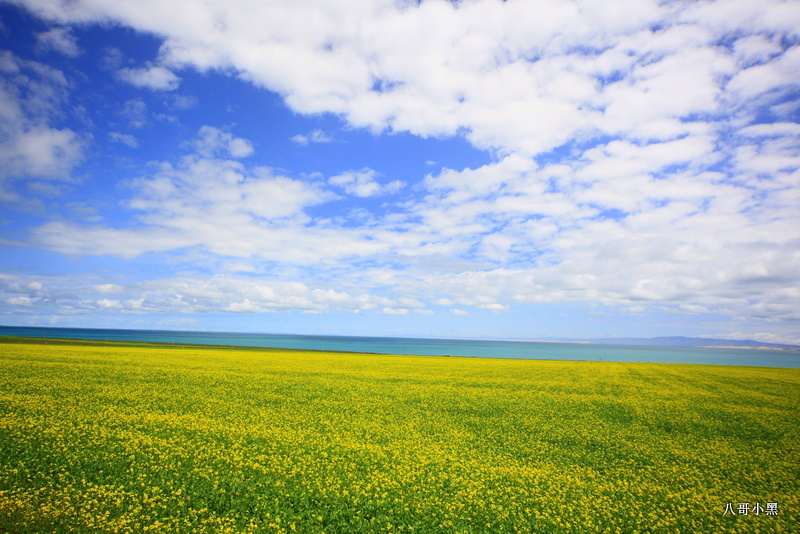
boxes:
[7,0,800,331]
[35,26,80,57]
[117,63,180,91]
[329,168,404,197]
[31,127,386,263]
[97,298,122,309]
[10,0,799,149]
[94,284,124,294]
[291,129,332,145]
[0,51,84,203]
[192,126,254,158]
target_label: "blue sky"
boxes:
[1,0,799,344]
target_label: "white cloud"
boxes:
[100,46,123,70]
[329,168,403,197]
[291,129,332,145]
[682,0,800,39]
[739,123,800,138]
[97,298,123,309]
[0,0,648,154]
[0,51,84,203]
[425,153,533,201]
[727,45,800,99]
[109,131,139,148]
[192,126,254,158]
[8,0,800,332]
[94,284,124,294]
[7,296,35,306]
[117,64,181,91]
[36,27,81,57]
[171,94,197,110]
[1,127,83,179]
[12,1,799,155]
[119,98,148,128]
[329,169,380,197]
[733,35,783,68]
[32,127,389,263]
[2,273,431,316]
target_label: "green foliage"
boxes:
[1,343,798,533]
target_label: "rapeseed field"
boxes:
[1,342,798,533]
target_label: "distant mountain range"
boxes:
[583,336,800,350]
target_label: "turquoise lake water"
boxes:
[2,325,799,368]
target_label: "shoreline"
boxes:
[701,345,800,351]
[0,335,378,356]
[3,334,799,370]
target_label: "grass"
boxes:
[1,340,798,533]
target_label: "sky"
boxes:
[1,0,799,344]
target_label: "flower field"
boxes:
[1,341,798,533]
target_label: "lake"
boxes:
[2,325,799,368]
